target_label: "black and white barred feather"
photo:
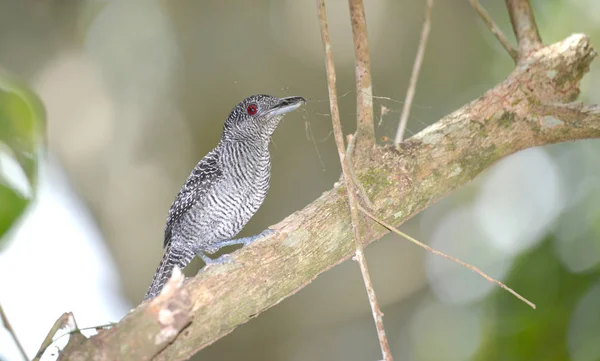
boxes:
[145,94,305,300]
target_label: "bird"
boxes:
[144,94,306,300]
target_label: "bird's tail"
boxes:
[144,241,195,301]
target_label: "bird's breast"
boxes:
[196,145,271,241]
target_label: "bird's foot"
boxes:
[240,229,275,246]
[197,252,233,267]
[196,229,276,273]
[206,254,234,265]
[211,229,275,248]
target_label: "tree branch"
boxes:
[395,0,434,144]
[34,312,74,361]
[1,302,29,361]
[57,268,191,361]
[505,0,543,58]
[57,34,597,361]
[349,0,375,145]
[358,205,535,308]
[317,1,392,359]
[469,0,519,62]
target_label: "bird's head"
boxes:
[221,94,306,142]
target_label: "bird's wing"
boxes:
[163,149,222,247]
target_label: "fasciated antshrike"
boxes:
[144,94,306,300]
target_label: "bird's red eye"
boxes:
[247,104,258,115]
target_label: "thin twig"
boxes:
[348,0,375,144]
[358,205,536,309]
[394,0,435,144]
[505,0,542,57]
[33,312,76,361]
[305,121,327,171]
[0,302,29,361]
[469,0,519,62]
[33,313,70,361]
[346,133,374,210]
[317,1,393,360]
[35,320,115,361]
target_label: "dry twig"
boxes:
[394,0,435,144]
[346,133,374,210]
[0,302,29,361]
[469,0,519,62]
[318,1,392,360]
[33,312,74,361]
[349,0,375,144]
[34,314,116,361]
[358,205,536,309]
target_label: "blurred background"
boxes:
[0,0,599,360]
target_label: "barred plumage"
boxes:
[145,94,305,300]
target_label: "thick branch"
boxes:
[57,268,191,361]
[58,34,597,361]
[506,0,542,58]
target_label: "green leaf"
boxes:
[0,68,45,249]
[0,183,28,240]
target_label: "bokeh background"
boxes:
[1,0,599,360]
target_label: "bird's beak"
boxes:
[267,96,306,116]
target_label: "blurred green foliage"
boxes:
[478,238,599,361]
[0,69,45,248]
